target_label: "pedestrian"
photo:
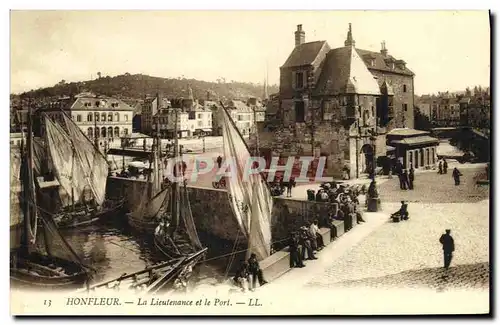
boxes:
[452,167,463,185]
[233,261,249,291]
[143,139,147,151]
[443,159,448,174]
[408,167,415,190]
[247,253,268,290]
[299,226,316,260]
[390,200,409,221]
[286,177,295,197]
[216,155,223,169]
[288,232,305,268]
[438,160,443,174]
[398,171,404,189]
[309,219,325,250]
[401,169,409,190]
[439,229,455,269]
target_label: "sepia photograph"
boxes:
[8,9,491,316]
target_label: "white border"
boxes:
[3,1,498,324]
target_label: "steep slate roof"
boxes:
[281,41,329,68]
[315,46,381,96]
[356,49,414,76]
[71,96,135,111]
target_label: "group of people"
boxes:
[393,160,415,190]
[233,253,268,292]
[438,158,464,186]
[288,219,327,268]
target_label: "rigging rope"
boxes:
[223,227,240,279]
[17,195,293,275]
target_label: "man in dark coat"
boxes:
[391,201,409,221]
[439,229,455,269]
[247,253,267,289]
[401,170,409,190]
[288,232,305,268]
[438,160,443,174]
[452,167,463,185]
[443,159,448,174]
[408,168,415,190]
[299,227,316,261]
[216,155,223,169]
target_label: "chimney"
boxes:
[295,24,305,47]
[381,41,388,57]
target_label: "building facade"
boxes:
[387,128,439,170]
[38,93,134,148]
[252,24,416,179]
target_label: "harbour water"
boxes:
[46,216,243,289]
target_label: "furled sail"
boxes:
[61,114,108,205]
[221,107,273,261]
[179,186,203,251]
[44,117,82,205]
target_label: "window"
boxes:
[295,101,305,122]
[115,113,119,121]
[371,106,375,117]
[95,127,100,137]
[101,127,106,138]
[124,115,129,122]
[87,113,93,122]
[108,113,113,122]
[96,101,100,107]
[188,112,196,120]
[403,104,408,112]
[197,121,202,127]
[95,113,100,122]
[87,128,93,138]
[197,114,202,119]
[76,114,82,122]
[123,128,129,136]
[107,127,113,138]
[295,72,304,89]
[114,127,120,137]
[403,84,407,92]
[101,113,106,121]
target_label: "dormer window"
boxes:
[370,59,375,67]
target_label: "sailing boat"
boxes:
[219,102,273,262]
[10,104,90,289]
[153,106,207,260]
[126,136,170,232]
[37,113,124,229]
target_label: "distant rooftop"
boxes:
[387,128,429,136]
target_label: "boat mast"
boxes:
[22,98,35,255]
[169,105,180,235]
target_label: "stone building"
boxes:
[252,24,415,179]
[38,93,134,149]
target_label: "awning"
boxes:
[386,145,396,152]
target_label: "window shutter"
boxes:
[292,72,296,89]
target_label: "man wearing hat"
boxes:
[247,253,268,290]
[439,229,455,269]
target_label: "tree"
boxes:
[414,106,432,131]
[97,72,102,79]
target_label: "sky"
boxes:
[10,10,490,95]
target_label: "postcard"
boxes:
[9,10,491,316]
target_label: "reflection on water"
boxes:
[47,216,229,287]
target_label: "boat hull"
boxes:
[55,199,125,230]
[10,252,88,289]
[126,213,158,233]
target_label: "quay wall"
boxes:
[106,177,338,245]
